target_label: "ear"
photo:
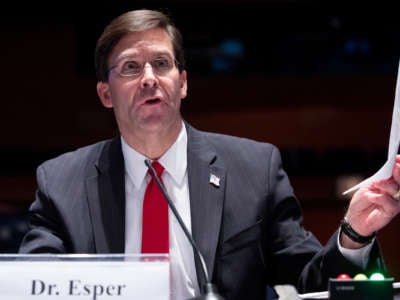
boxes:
[96,81,113,108]
[179,70,188,100]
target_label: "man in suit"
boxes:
[19,9,400,300]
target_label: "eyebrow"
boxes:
[113,51,174,64]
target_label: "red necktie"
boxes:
[141,161,169,253]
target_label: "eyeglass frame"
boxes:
[108,55,180,78]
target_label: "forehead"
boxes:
[109,28,174,62]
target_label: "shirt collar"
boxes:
[121,122,188,188]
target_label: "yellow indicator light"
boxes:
[354,273,368,280]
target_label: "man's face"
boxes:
[97,28,187,138]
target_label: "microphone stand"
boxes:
[145,160,225,300]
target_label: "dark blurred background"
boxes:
[1,0,400,280]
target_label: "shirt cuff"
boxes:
[337,228,374,269]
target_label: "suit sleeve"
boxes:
[18,165,69,253]
[297,229,387,292]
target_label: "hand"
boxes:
[341,155,400,249]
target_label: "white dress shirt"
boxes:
[122,123,200,299]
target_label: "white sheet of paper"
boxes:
[343,60,400,194]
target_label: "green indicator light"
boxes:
[370,273,385,280]
[354,273,368,280]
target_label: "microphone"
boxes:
[145,159,224,300]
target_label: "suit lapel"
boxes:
[84,126,225,285]
[86,137,126,253]
[186,124,225,288]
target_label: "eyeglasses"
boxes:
[109,56,178,78]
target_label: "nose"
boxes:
[140,62,158,88]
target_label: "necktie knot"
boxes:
[151,161,164,178]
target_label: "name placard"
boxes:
[0,254,169,300]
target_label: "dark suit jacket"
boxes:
[19,123,386,299]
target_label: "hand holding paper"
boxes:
[340,60,400,249]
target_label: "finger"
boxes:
[371,178,399,197]
[393,161,400,185]
[367,193,400,216]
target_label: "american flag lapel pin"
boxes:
[209,173,220,187]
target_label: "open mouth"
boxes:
[145,98,161,105]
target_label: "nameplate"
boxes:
[0,254,169,300]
